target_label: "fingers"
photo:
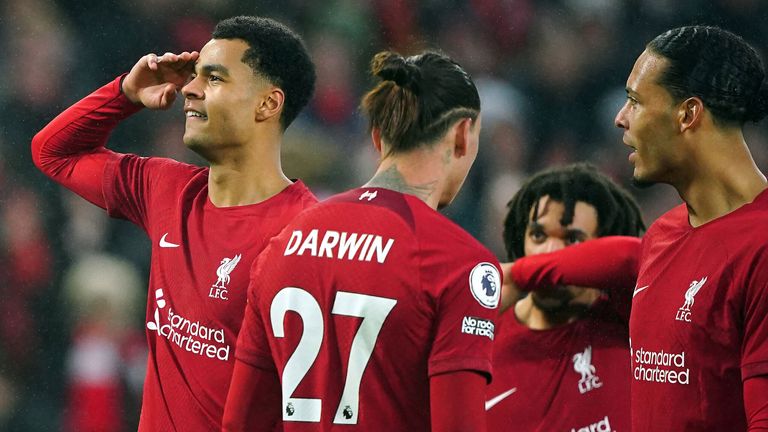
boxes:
[144,51,199,73]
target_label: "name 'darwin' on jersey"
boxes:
[283,229,395,264]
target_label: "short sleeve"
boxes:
[425,256,501,382]
[741,248,768,380]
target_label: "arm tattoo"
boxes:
[365,164,437,202]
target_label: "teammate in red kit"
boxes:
[615,25,768,430]
[486,163,643,432]
[223,50,498,432]
[32,16,317,431]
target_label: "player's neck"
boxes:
[514,295,582,330]
[674,133,767,227]
[207,138,291,207]
[364,150,449,209]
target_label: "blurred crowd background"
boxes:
[2,0,768,430]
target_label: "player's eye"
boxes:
[566,232,586,245]
[529,229,546,243]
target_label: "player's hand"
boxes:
[122,51,199,110]
[499,262,520,314]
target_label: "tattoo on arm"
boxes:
[365,164,437,201]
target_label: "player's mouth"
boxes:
[623,138,637,163]
[185,109,208,121]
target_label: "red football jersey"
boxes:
[487,300,630,432]
[630,190,768,430]
[236,187,501,431]
[32,77,318,431]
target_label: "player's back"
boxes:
[248,187,500,431]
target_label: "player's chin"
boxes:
[631,168,657,189]
[183,134,211,155]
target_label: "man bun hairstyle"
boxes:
[503,163,645,261]
[213,16,316,130]
[361,50,480,155]
[647,25,768,125]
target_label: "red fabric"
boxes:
[487,300,629,431]
[236,187,500,431]
[223,359,282,432]
[32,76,318,431]
[511,235,641,293]
[65,383,122,432]
[430,371,487,432]
[31,75,141,208]
[745,376,768,431]
[630,190,768,430]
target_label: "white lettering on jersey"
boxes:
[461,316,495,339]
[147,289,230,361]
[633,346,690,385]
[284,229,395,264]
[570,415,613,432]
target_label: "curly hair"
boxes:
[213,16,316,130]
[503,163,645,261]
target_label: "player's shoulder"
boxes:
[116,153,207,180]
[645,203,687,240]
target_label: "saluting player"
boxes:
[32,16,317,431]
[223,50,500,432]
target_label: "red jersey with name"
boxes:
[32,76,318,431]
[487,299,630,432]
[236,187,501,431]
[630,190,768,431]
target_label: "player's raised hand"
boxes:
[122,51,199,110]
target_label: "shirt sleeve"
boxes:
[32,75,203,231]
[511,236,640,321]
[423,245,500,382]
[31,75,142,208]
[741,247,768,380]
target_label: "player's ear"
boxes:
[371,128,383,154]
[452,118,473,158]
[678,97,703,132]
[255,87,284,123]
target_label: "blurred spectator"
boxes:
[3,1,768,429]
[61,254,145,432]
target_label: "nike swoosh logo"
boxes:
[633,285,649,298]
[159,233,180,248]
[485,387,517,411]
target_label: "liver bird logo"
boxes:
[572,345,596,381]
[681,277,707,311]
[214,254,242,288]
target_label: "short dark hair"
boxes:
[647,25,768,126]
[503,163,645,261]
[212,16,316,130]
[361,50,480,154]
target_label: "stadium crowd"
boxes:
[2,0,768,430]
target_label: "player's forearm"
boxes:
[32,75,142,173]
[222,359,281,432]
[31,75,143,205]
[430,371,487,432]
[510,236,641,293]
